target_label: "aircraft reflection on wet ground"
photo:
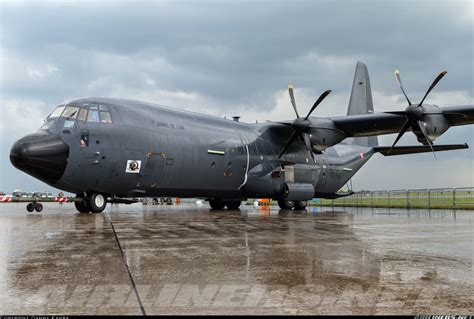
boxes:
[0,203,472,315]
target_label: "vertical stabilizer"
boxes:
[346,62,378,147]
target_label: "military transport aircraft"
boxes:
[9,62,474,213]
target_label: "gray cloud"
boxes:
[0,0,473,193]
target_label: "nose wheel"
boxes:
[26,202,43,213]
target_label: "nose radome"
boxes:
[10,132,69,183]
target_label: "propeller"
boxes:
[387,69,447,158]
[278,85,331,158]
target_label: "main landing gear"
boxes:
[75,192,107,214]
[278,199,308,211]
[208,199,242,210]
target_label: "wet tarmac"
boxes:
[0,203,472,315]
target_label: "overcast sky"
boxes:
[0,0,472,194]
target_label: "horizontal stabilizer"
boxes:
[374,143,468,156]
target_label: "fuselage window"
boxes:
[87,110,100,122]
[77,108,88,121]
[61,106,79,119]
[100,111,112,123]
[49,106,66,118]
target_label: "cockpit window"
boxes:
[61,106,79,119]
[58,102,113,124]
[87,110,100,122]
[49,106,65,118]
[100,111,112,123]
[77,108,88,121]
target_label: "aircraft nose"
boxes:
[10,132,69,183]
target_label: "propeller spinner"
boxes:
[388,69,447,158]
[278,86,331,158]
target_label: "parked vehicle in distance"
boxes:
[12,189,25,197]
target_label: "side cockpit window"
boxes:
[100,111,112,123]
[77,108,88,121]
[99,104,112,123]
[80,130,89,148]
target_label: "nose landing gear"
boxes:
[26,202,43,213]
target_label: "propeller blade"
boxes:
[288,85,299,118]
[418,120,437,159]
[387,119,411,154]
[304,90,332,120]
[302,133,312,152]
[419,71,447,106]
[278,131,298,159]
[394,69,412,105]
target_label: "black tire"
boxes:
[209,198,225,210]
[26,203,35,212]
[225,200,241,210]
[277,199,295,210]
[75,200,90,214]
[35,203,43,212]
[87,193,107,213]
[294,200,308,210]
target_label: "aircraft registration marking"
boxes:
[151,119,185,130]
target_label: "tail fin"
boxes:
[346,61,378,147]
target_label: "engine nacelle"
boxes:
[308,119,346,152]
[421,114,450,141]
[418,105,450,142]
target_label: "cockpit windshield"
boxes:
[46,103,113,123]
[61,106,79,119]
[49,105,66,118]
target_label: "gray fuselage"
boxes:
[35,97,371,200]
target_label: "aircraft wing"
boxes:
[442,105,474,126]
[330,105,474,137]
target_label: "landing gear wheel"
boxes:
[209,198,225,210]
[87,193,107,213]
[277,199,295,210]
[294,200,308,210]
[26,203,35,212]
[225,200,241,210]
[75,200,90,214]
[35,203,43,212]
